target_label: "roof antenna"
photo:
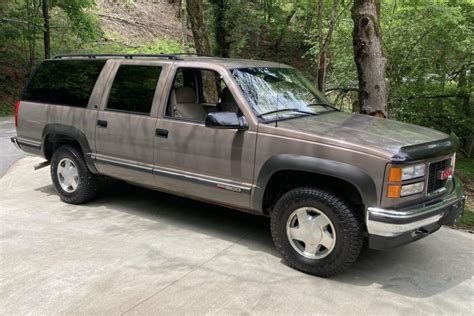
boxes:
[275,61,281,128]
[275,87,280,128]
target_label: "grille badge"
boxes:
[437,168,453,181]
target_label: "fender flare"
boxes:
[42,124,98,174]
[252,154,378,213]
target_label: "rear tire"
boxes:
[51,145,98,204]
[271,187,363,277]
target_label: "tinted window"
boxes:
[107,65,161,114]
[201,70,221,104]
[23,60,106,107]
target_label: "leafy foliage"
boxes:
[0,0,472,156]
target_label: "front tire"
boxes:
[51,145,98,204]
[271,187,363,277]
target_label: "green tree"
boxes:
[208,0,249,57]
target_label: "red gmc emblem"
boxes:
[438,168,453,180]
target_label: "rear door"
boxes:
[94,60,166,187]
[19,59,108,156]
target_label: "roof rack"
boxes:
[171,53,216,57]
[52,54,182,60]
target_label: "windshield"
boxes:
[231,67,335,122]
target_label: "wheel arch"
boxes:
[252,154,378,215]
[42,124,98,174]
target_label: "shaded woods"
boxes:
[0,0,472,155]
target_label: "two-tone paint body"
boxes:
[14,56,465,250]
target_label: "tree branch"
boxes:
[395,26,436,80]
[404,94,459,100]
[325,87,359,93]
[0,17,41,27]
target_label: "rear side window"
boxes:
[22,60,106,107]
[106,65,162,114]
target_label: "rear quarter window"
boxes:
[22,60,106,107]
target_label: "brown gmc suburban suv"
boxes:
[12,54,465,276]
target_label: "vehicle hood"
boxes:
[276,111,455,161]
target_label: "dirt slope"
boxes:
[96,0,183,45]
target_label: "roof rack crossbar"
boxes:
[52,54,182,60]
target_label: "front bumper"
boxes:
[367,177,465,250]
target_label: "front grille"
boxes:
[427,159,451,192]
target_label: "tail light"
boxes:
[14,100,20,128]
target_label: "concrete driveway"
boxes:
[1,156,473,315]
[0,116,25,176]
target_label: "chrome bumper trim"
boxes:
[367,177,464,237]
[367,214,444,237]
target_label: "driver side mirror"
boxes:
[205,112,249,130]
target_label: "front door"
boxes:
[153,66,257,209]
[95,62,163,187]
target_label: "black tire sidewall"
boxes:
[51,146,97,204]
[271,187,363,276]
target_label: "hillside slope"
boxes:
[0,0,184,115]
[96,0,183,45]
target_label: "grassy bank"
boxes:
[0,102,14,117]
[456,155,474,182]
[455,155,473,229]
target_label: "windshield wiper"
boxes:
[306,103,339,112]
[257,108,316,118]
[306,103,331,108]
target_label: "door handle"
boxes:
[155,128,169,138]
[97,120,108,128]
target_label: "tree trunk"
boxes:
[273,9,296,53]
[212,0,231,57]
[457,64,471,117]
[317,52,327,92]
[26,0,40,69]
[186,0,211,55]
[317,0,323,48]
[351,0,388,117]
[42,0,50,59]
[173,0,182,18]
[264,0,273,23]
[303,1,314,34]
[457,64,472,157]
[180,0,186,45]
[317,0,340,92]
[317,0,344,93]
[315,0,323,88]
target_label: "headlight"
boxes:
[387,164,426,198]
[400,182,425,196]
[389,163,425,182]
[401,164,425,180]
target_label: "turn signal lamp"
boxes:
[387,164,426,198]
[388,167,402,182]
[387,185,401,198]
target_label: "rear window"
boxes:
[22,60,106,107]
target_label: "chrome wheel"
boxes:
[286,207,336,259]
[56,158,79,193]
